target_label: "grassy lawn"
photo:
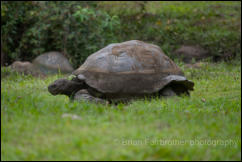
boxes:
[1,1,241,161]
[1,60,241,161]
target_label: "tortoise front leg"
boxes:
[74,89,107,104]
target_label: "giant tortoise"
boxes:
[48,40,194,103]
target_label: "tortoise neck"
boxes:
[62,80,85,97]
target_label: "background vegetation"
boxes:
[1,1,241,67]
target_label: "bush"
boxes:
[98,1,241,60]
[1,1,241,67]
[1,1,121,68]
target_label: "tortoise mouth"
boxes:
[48,78,85,97]
[48,84,59,95]
[48,79,69,95]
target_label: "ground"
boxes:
[1,60,241,160]
[1,1,241,160]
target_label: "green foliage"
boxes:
[1,1,37,61]
[100,1,241,59]
[1,61,241,160]
[1,1,241,67]
[1,1,121,67]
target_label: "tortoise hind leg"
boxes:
[170,83,190,96]
[160,86,176,97]
[160,83,191,97]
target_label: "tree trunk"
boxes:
[1,50,4,66]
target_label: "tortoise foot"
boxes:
[74,89,107,104]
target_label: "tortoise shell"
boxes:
[73,40,194,99]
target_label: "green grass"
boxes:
[1,1,241,160]
[1,60,241,161]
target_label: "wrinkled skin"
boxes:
[48,78,86,98]
[48,78,107,103]
[74,89,107,104]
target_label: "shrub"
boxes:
[1,1,121,68]
[1,1,241,67]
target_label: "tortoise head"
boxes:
[48,79,71,95]
[48,78,85,97]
